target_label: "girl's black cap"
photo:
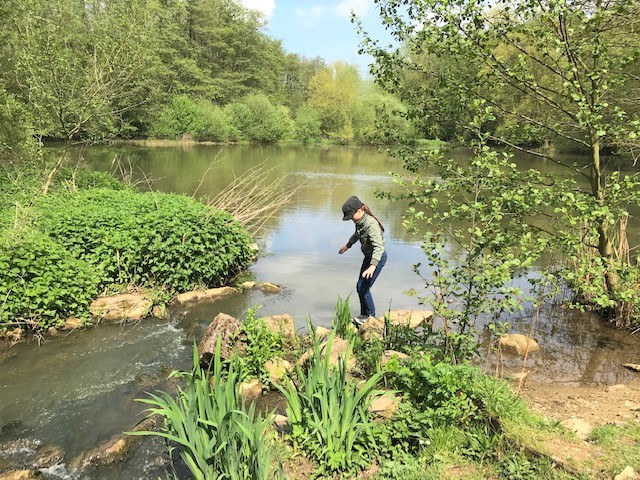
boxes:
[342,196,363,220]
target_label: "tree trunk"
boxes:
[590,141,618,296]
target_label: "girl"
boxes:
[338,195,387,324]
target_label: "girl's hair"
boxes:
[362,204,385,232]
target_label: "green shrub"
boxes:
[388,356,521,430]
[149,95,233,141]
[227,94,292,143]
[33,188,254,293]
[0,229,100,330]
[277,332,382,475]
[132,341,280,480]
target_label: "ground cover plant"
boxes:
[33,188,254,293]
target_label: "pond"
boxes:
[1,143,638,479]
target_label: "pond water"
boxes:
[1,143,639,479]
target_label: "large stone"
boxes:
[260,282,281,294]
[263,314,296,342]
[264,358,293,386]
[361,316,385,340]
[69,416,159,470]
[380,350,410,368]
[499,333,540,356]
[198,313,243,365]
[172,286,237,305]
[298,337,355,371]
[314,326,332,341]
[369,394,400,419]
[90,294,153,322]
[238,379,263,401]
[384,310,433,328]
[0,471,41,480]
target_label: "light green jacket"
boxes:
[346,213,385,265]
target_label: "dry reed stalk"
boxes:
[204,161,303,236]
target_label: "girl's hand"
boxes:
[362,265,376,278]
[339,245,349,254]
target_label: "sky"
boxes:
[237,0,395,75]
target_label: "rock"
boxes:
[380,350,410,368]
[369,394,399,419]
[90,294,153,322]
[238,379,263,401]
[298,336,355,371]
[151,305,168,319]
[0,328,23,343]
[61,317,83,330]
[560,417,593,440]
[263,314,296,342]
[241,281,257,289]
[264,358,293,386]
[614,466,636,480]
[69,415,159,470]
[0,471,41,480]
[622,363,640,372]
[260,282,281,294]
[272,414,290,433]
[314,326,332,341]
[172,286,237,305]
[509,371,530,382]
[384,310,433,328]
[46,327,59,336]
[499,334,540,356]
[361,316,385,340]
[32,444,64,468]
[197,313,243,365]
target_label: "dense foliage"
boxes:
[0,229,100,329]
[33,188,254,292]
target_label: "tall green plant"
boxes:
[277,332,383,474]
[130,341,280,480]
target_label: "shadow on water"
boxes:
[1,144,639,478]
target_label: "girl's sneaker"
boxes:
[351,315,369,327]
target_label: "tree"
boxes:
[5,0,161,140]
[308,62,362,142]
[362,0,640,326]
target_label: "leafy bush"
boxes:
[0,229,100,330]
[277,333,382,474]
[132,342,280,480]
[149,95,233,141]
[227,94,292,143]
[33,188,254,293]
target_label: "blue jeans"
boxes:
[357,251,387,317]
